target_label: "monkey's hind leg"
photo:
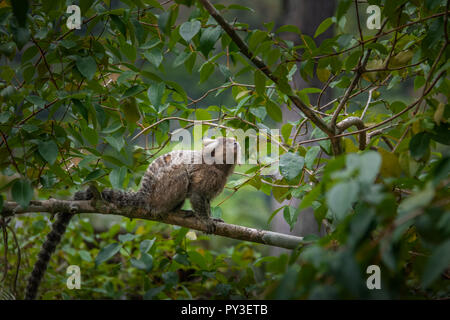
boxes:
[189,193,216,234]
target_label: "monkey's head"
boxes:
[202,137,241,165]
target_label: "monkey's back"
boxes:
[143,150,199,214]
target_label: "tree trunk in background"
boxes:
[271,0,337,254]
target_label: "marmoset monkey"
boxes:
[25,137,240,299]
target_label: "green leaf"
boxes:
[199,62,214,83]
[12,26,30,50]
[131,253,153,272]
[345,50,362,71]
[422,240,450,288]
[118,233,136,243]
[162,271,178,287]
[110,14,127,38]
[281,123,293,142]
[79,250,92,262]
[188,251,207,269]
[147,82,165,108]
[76,56,97,80]
[143,47,163,68]
[305,146,320,169]
[144,286,164,300]
[283,206,297,231]
[267,206,285,225]
[95,243,121,266]
[104,136,124,152]
[254,70,266,96]
[195,109,211,120]
[179,20,201,42]
[38,140,58,165]
[109,167,127,189]
[266,99,282,122]
[12,179,33,208]
[199,26,221,57]
[72,99,88,121]
[140,238,156,253]
[158,11,172,35]
[140,253,154,271]
[85,169,105,182]
[358,151,381,184]
[326,180,359,220]
[409,132,430,160]
[83,126,98,145]
[279,153,305,181]
[122,85,144,99]
[314,17,334,38]
[173,51,191,68]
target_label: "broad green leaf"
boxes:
[422,240,450,288]
[79,250,92,262]
[199,26,221,57]
[195,108,211,120]
[179,20,201,42]
[314,17,334,38]
[148,82,165,108]
[358,151,381,184]
[162,271,178,287]
[83,126,99,145]
[326,180,359,220]
[118,233,136,243]
[131,253,153,272]
[281,123,293,142]
[409,132,430,160]
[254,70,266,96]
[143,47,163,68]
[283,206,298,231]
[110,14,127,38]
[76,56,97,80]
[38,140,58,165]
[12,179,33,208]
[109,167,127,189]
[188,251,207,269]
[266,99,282,122]
[305,146,320,169]
[158,11,172,35]
[199,62,214,83]
[95,243,122,266]
[279,153,305,181]
[104,136,124,152]
[140,238,156,253]
[122,85,144,99]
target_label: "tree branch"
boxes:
[198,0,338,152]
[2,200,307,250]
[336,116,366,150]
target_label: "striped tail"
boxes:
[25,212,72,300]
